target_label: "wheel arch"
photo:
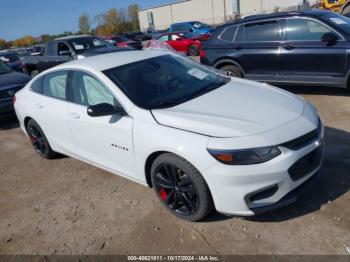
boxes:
[144,150,210,190]
[213,58,245,77]
[144,150,169,188]
[341,1,350,15]
[24,116,33,132]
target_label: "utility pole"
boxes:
[212,0,215,24]
[169,0,174,23]
[223,0,227,22]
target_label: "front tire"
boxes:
[151,153,213,221]
[219,64,242,78]
[26,119,57,159]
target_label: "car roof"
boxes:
[172,21,195,25]
[0,51,18,55]
[55,35,93,41]
[223,9,333,27]
[54,50,169,72]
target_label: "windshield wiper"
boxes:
[151,99,185,109]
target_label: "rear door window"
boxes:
[42,71,68,100]
[238,20,281,42]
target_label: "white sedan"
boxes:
[14,50,324,221]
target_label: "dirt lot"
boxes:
[0,86,349,255]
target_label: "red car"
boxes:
[105,35,143,50]
[154,32,202,56]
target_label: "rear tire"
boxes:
[219,64,242,78]
[188,45,199,56]
[151,153,213,221]
[26,119,57,159]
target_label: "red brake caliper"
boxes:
[159,188,167,201]
[29,135,38,143]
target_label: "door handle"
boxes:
[282,44,295,50]
[69,112,80,119]
[34,103,43,109]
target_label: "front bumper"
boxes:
[203,122,324,216]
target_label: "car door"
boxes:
[27,70,73,153]
[67,70,134,177]
[234,19,283,83]
[167,34,186,52]
[280,17,347,86]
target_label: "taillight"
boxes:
[200,49,206,59]
[118,43,128,47]
[13,95,16,104]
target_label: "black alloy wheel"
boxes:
[188,45,199,56]
[151,153,213,221]
[26,119,57,159]
[220,64,242,78]
[154,163,199,216]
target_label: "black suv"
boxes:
[200,10,350,89]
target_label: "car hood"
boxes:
[152,79,305,138]
[0,71,30,90]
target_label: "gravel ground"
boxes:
[0,85,349,255]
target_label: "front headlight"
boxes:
[207,146,281,165]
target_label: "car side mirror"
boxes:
[321,32,338,46]
[59,50,71,56]
[87,103,124,117]
[176,37,183,41]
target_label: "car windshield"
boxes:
[68,37,107,54]
[103,54,230,109]
[324,12,350,35]
[0,52,20,62]
[191,22,209,29]
[0,61,11,74]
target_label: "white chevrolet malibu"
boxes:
[14,51,324,221]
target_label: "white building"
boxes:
[138,0,317,31]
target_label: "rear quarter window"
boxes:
[30,78,43,94]
[219,26,237,42]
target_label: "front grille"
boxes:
[288,146,323,181]
[281,119,322,150]
[0,86,23,101]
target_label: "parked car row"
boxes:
[103,35,143,50]
[0,51,25,72]
[23,35,131,76]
